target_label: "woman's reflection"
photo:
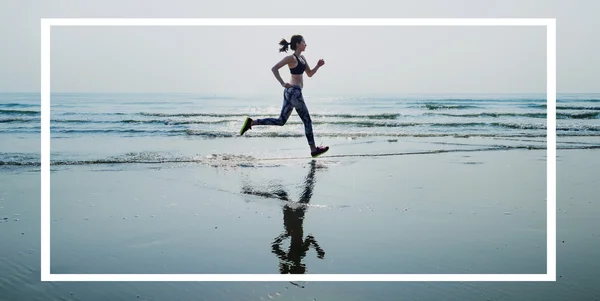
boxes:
[241,160,325,274]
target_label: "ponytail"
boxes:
[278,35,303,53]
[278,38,289,52]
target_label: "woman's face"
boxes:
[297,39,307,51]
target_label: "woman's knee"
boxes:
[276,118,288,126]
[300,114,312,127]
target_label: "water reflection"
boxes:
[241,160,325,274]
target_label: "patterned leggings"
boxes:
[255,86,315,146]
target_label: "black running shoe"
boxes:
[311,146,329,158]
[240,117,252,136]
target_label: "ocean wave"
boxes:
[0,109,39,115]
[2,118,239,125]
[322,121,547,129]
[427,112,599,119]
[314,113,401,119]
[420,98,546,102]
[558,106,600,111]
[573,99,600,102]
[526,104,600,111]
[60,112,127,116]
[50,128,187,135]
[184,130,563,139]
[3,111,599,126]
[139,112,248,117]
[0,152,266,167]
[422,104,480,110]
[568,112,600,119]
[122,119,235,125]
[4,144,600,168]
[428,112,546,118]
[0,103,39,108]
[0,118,34,123]
[139,112,402,119]
[4,125,600,136]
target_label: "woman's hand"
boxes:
[282,82,292,88]
[316,59,325,67]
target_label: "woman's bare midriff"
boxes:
[289,74,303,88]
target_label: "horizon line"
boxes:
[2,91,594,94]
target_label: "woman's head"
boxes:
[278,35,305,53]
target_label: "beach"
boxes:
[1,92,599,300]
[1,146,599,300]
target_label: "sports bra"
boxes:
[289,54,306,75]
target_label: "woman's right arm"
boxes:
[271,56,293,88]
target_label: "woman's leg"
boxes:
[241,86,329,157]
[240,89,294,136]
[286,87,316,149]
[288,87,329,157]
[254,90,294,126]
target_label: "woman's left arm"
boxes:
[303,56,325,77]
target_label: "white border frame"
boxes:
[40,18,556,282]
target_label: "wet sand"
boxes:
[0,140,598,300]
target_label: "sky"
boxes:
[0,0,598,95]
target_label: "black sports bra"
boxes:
[289,54,306,75]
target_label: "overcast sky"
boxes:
[0,0,598,95]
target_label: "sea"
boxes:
[1,92,599,168]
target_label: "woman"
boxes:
[239,34,329,158]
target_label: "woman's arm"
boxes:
[303,56,325,77]
[272,55,294,87]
